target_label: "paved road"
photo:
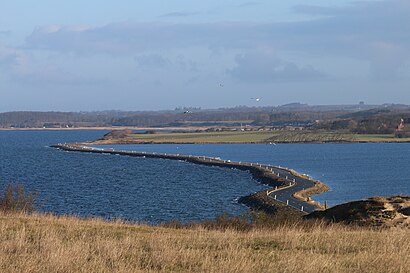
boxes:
[263,165,318,213]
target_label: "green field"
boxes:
[95,130,410,144]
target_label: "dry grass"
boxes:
[0,184,36,214]
[0,213,409,273]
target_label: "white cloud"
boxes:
[0,43,100,86]
[0,31,10,36]
[24,1,410,59]
[159,12,199,18]
[134,53,199,73]
[12,0,410,87]
[13,64,97,86]
[235,2,261,8]
[0,44,28,72]
[135,54,171,68]
[25,22,255,55]
[227,48,327,83]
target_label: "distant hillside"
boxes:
[0,111,118,128]
[314,107,410,134]
[1,104,409,130]
[339,106,410,119]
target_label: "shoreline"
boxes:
[52,143,329,214]
[0,126,210,131]
[1,128,409,143]
[87,139,410,145]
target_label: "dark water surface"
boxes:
[0,131,267,223]
[98,143,410,206]
[1,131,410,223]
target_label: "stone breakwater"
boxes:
[51,143,329,213]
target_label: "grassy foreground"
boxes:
[1,212,409,273]
[92,130,410,144]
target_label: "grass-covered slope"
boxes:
[0,213,409,273]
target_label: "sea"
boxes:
[1,130,409,223]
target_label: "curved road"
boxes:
[261,165,318,213]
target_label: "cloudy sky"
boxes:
[1,0,409,111]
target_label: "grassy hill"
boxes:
[0,212,409,273]
[1,185,409,272]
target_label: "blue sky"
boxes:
[1,0,409,111]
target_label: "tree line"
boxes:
[1,107,409,135]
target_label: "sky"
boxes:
[0,0,409,111]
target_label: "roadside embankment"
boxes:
[51,143,329,214]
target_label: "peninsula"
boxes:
[88,129,410,145]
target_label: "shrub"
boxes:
[0,184,36,213]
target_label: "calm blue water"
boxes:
[0,131,267,223]
[1,131,409,223]
[97,143,410,206]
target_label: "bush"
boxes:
[0,184,36,213]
